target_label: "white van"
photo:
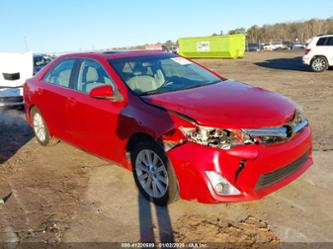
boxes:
[303,34,333,72]
[0,52,33,107]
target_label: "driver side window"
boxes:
[76,59,115,93]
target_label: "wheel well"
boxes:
[311,55,328,63]
[126,132,157,154]
[30,105,36,114]
[29,106,53,136]
[28,105,37,123]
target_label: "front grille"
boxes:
[0,96,23,104]
[2,72,20,81]
[256,151,310,190]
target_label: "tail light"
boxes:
[305,48,311,55]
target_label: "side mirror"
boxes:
[89,85,123,102]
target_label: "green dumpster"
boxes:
[177,34,245,59]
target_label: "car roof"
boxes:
[59,50,172,60]
[317,34,333,38]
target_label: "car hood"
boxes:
[141,80,296,128]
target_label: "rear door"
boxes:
[327,37,333,65]
[66,58,123,158]
[38,59,77,141]
[316,37,333,65]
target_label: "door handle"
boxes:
[67,97,77,106]
[36,88,43,96]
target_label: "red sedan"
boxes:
[24,51,313,205]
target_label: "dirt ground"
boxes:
[0,51,332,248]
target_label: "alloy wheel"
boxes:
[312,58,327,72]
[135,149,168,198]
[33,112,46,142]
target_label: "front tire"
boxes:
[131,140,179,206]
[31,108,59,146]
[311,56,328,72]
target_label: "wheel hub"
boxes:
[135,149,168,199]
[33,113,46,142]
[313,58,326,71]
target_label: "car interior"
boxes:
[77,62,113,93]
[57,70,71,87]
[125,63,165,93]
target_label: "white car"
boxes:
[0,52,33,107]
[303,34,333,72]
[292,42,305,50]
[263,41,286,51]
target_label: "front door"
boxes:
[66,58,124,159]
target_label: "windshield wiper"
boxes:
[177,80,222,91]
[139,80,222,96]
[139,89,167,96]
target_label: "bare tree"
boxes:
[223,17,333,43]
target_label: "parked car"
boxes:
[246,43,260,52]
[292,42,306,50]
[33,54,54,75]
[24,51,313,205]
[0,52,33,107]
[0,53,54,108]
[303,34,333,72]
[263,41,286,51]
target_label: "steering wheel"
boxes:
[156,79,174,90]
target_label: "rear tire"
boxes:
[311,56,328,72]
[31,108,59,146]
[131,140,179,206]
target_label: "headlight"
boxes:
[292,104,305,125]
[179,126,252,150]
[179,103,307,149]
[283,98,306,125]
[243,103,308,144]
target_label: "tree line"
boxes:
[227,18,333,43]
[113,17,333,50]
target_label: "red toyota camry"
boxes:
[24,51,313,205]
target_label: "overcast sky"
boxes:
[1,0,332,53]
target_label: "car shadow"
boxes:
[255,56,310,72]
[115,99,177,246]
[0,107,33,165]
[138,193,175,247]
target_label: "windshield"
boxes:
[108,54,222,95]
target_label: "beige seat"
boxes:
[126,68,166,93]
[127,75,158,93]
[57,69,71,87]
[84,67,104,93]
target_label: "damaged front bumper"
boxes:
[166,125,312,203]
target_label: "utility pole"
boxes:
[24,36,29,51]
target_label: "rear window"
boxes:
[316,37,333,46]
[328,37,333,46]
[44,59,75,88]
[317,38,327,46]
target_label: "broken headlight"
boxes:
[179,105,308,149]
[243,105,308,144]
[289,104,305,127]
[179,126,254,150]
